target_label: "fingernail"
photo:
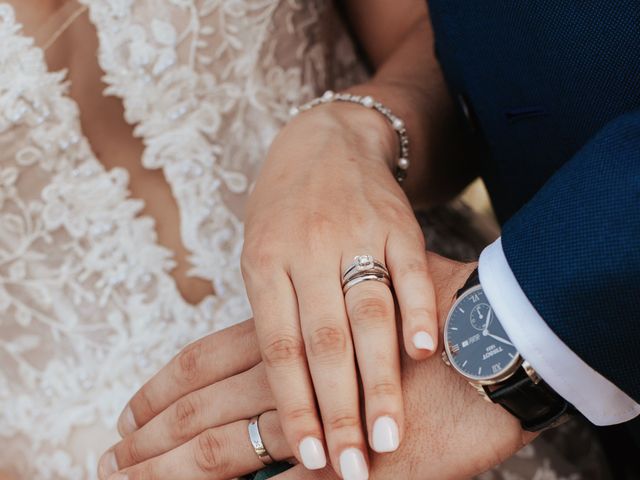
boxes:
[372,416,400,453]
[117,405,137,437]
[412,331,435,351]
[299,437,327,470]
[98,450,118,479]
[107,474,128,480]
[339,448,369,480]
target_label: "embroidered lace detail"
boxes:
[0,1,365,478]
[80,0,366,295]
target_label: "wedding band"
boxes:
[343,272,392,294]
[248,415,274,465]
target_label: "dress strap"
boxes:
[34,1,88,51]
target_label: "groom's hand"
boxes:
[98,253,535,480]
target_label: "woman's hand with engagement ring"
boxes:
[240,100,439,478]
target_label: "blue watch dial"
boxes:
[444,285,520,381]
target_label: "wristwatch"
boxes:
[441,269,575,432]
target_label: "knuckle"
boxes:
[171,395,200,441]
[407,306,436,322]
[194,429,228,475]
[133,387,157,423]
[403,224,427,246]
[120,436,144,466]
[366,380,399,400]
[175,341,202,385]
[308,325,348,359]
[386,201,415,224]
[326,412,360,433]
[304,211,335,235]
[262,334,305,367]
[286,405,318,424]
[241,243,279,278]
[349,297,392,327]
[398,258,429,277]
[302,213,339,252]
[126,464,155,480]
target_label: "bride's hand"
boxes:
[240,101,438,474]
[99,254,532,480]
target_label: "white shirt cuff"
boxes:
[479,237,640,426]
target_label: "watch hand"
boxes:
[485,308,493,330]
[487,333,514,347]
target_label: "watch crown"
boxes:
[441,350,451,366]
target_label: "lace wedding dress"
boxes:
[0,1,609,479]
[0,1,366,477]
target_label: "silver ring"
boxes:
[248,415,274,465]
[342,255,390,285]
[342,272,392,294]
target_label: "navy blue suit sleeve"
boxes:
[501,110,640,403]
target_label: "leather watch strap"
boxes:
[456,268,480,298]
[457,269,575,432]
[485,367,574,431]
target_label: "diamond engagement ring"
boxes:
[342,255,391,294]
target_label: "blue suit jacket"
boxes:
[426,0,640,418]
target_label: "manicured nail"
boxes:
[98,450,118,479]
[117,405,137,437]
[107,474,128,480]
[412,331,435,351]
[339,448,369,480]
[299,437,327,470]
[372,416,399,453]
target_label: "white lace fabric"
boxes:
[0,1,366,478]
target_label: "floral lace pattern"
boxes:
[0,1,365,478]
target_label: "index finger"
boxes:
[118,319,261,436]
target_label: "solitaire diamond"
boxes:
[355,255,375,271]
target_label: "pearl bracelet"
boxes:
[289,90,410,183]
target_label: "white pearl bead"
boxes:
[398,158,410,170]
[289,106,300,117]
[361,96,374,108]
[322,90,335,101]
[392,118,404,131]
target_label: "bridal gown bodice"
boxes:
[0,2,365,478]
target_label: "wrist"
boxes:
[289,96,399,170]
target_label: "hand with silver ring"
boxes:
[97,321,291,480]
[240,94,439,479]
[100,257,532,480]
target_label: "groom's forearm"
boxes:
[342,1,479,204]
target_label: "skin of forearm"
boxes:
[344,15,479,205]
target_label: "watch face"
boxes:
[444,285,520,382]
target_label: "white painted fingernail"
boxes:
[372,416,399,453]
[299,437,327,470]
[98,450,118,479]
[107,474,128,480]
[412,331,435,351]
[339,448,369,480]
[117,405,137,437]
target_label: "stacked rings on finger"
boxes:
[248,415,274,466]
[342,255,391,294]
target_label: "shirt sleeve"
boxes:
[479,238,640,426]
